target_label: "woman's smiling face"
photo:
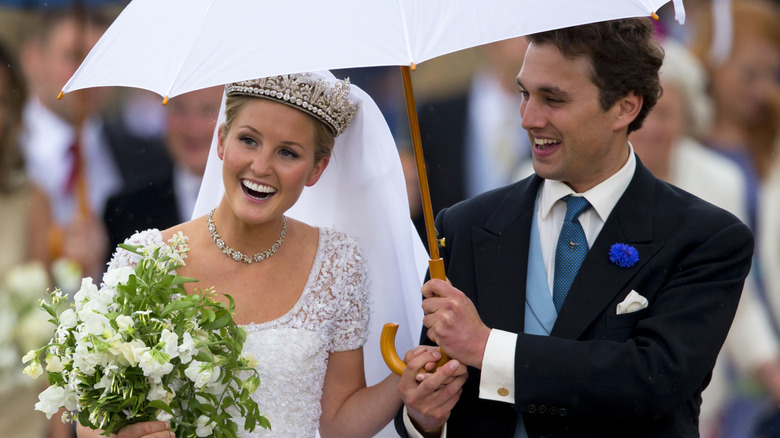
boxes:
[218,98,329,224]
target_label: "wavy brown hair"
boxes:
[527,18,664,134]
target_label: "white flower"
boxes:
[139,350,174,383]
[77,310,111,336]
[116,339,149,367]
[241,351,259,368]
[22,350,37,363]
[23,360,43,378]
[35,385,67,419]
[73,278,99,311]
[242,375,260,393]
[72,343,106,376]
[185,360,220,389]
[195,415,216,437]
[115,314,134,331]
[159,329,179,360]
[156,410,174,423]
[94,373,112,394]
[178,332,197,364]
[148,384,175,404]
[92,287,117,313]
[59,309,78,329]
[45,354,65,373]
[102,266,134,289]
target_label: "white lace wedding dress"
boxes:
[109,227,370,438]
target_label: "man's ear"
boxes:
[217,124,226,160]
[305,156,330,187]
[613,92,643,132]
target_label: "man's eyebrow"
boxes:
[538,86,571,99]
[517,80,572,100]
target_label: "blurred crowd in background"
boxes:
[2,0,780,437]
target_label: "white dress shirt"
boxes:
[21,97,122,224]
[479,146,636,404]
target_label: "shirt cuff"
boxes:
[403,406,446,438]
[479,328,517,404]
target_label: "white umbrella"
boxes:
[58,0,687,381]
[60,0,684,101]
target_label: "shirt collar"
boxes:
[539,143,636,222]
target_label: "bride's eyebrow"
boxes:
[239,126,263,136]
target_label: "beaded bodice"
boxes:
[108,228,370,437]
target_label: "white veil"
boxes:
[192,71,428,436]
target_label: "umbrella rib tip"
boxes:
[651,11,660,20]
[57,91,64,100]
[162,96,169,106]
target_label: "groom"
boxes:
[396,17,754,438]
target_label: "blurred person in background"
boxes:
[103,86,223,254]
[690,0,780,233]
[0,37,72,438]
[413,37,531,243]
[688,2,780,435]
[18,9,115,280]
[18,9,170,280]
[629,38,779,438]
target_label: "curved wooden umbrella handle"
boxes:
[381,323,450,376]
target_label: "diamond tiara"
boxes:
[225,73,359,136]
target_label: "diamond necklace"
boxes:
[207,209,287,264]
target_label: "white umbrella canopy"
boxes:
[61,0,685,100]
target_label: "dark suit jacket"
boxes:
[399,158,753,437]
[103,167,182,257]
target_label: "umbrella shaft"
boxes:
[400,66,440,263]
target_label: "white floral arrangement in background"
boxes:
[22,233,269,437]
[0,261,52,392]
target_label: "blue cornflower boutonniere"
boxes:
[609,243,639,268]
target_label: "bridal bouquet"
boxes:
[22,233,269,437]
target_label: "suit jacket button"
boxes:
[527,404,536,413]
[549,407,558,415]
[538,405,547,414]
[497,387,510,397]
[559,408,567,417]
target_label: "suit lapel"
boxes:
[472,176,542,334]
[552,162,663,339]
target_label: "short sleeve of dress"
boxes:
[107,229,164,271]
[326,232,371,353]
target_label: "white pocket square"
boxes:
[616,290,648,315]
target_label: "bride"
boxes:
[77,72,465,438]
